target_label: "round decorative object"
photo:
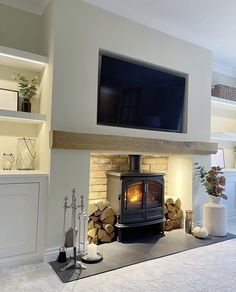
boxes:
[203,195,227,236]
[80,252,103,264]
[193,226,208,239]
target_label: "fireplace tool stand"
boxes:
[60,188,86,271]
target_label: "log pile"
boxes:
[87,200,116,244]
[164,198,183,231]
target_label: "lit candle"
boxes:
[87,243,97,260]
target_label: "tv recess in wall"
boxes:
[97,52,187,133]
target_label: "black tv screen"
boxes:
[97,53,186,133]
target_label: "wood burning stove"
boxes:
[107,155,165,241]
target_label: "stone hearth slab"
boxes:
[50,229,236,283]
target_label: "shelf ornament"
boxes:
[16,137,36,170]
[13,73,38,113]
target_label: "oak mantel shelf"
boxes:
[49,131,217,155]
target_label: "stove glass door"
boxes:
[125,181,144,210]
[146,181,162,208]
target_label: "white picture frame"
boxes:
[0,88,19,111]
[211,148,225,168]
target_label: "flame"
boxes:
[130,195,139,203]
[128,186,142,204]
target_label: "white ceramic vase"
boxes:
[203,195,227,236]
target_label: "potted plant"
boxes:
[16,73,38,112]
[195,164,228,236]
[196,164,227,201]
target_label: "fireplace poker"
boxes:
[77,194,86,254]
[83,212,87,253]
[60,189,86,271]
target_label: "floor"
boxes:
[50,227,236,283]
[0,219,236,292]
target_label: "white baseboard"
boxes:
[0,253,43,269]
[44,243,86,262]
[44,246,74,262]
[228,216,236,223]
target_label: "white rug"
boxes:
[0,238,236,292]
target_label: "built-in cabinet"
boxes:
[0,46,50,266]
[211,96,236,220]
[222,169,236,219]
[0,173,48,267]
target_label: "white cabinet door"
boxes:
[0,183,39,258]
[223,171,236,219]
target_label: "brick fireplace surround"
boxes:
[89,154,168,203]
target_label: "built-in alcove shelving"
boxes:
[0,45,47,72]
[0,45,50,173]
[0,109,46,124]
[211,95,236,169]
[211,96,236,143]
[211,132,236,141]
[211,96,236,112]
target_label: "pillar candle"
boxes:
[87,243,97,260]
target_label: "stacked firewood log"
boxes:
[164,198,183,231]
[87,200,116,244]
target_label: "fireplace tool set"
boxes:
[57,188,87,271]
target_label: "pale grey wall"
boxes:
[46,0,213,249]
[41,0,54,57]
[51,0,212,142]
[0,3,43,55]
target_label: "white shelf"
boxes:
[211,132,236,141]
[211,96,236,112]
[0,109,46,124]
[0,170,48,177]
[223,168,236,173]
[0,45,48,72]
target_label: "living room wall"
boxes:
[51,0,212,141]
[0,3,42,55]
[46,0,213,249]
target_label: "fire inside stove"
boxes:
[126,182,143,210]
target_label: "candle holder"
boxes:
[2,153,15,170]
[185,210,193,234]
[80,251,103,264]
[16,137,36,170]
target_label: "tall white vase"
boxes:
[203,196,227,236]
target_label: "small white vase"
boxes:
[203,195,227,236]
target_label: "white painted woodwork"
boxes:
[211,132,236,141]
[0,174,48,267]
[0,45,50,173]
[0,45,48,72]
[211,96,236,112]
[211,97,236,142]
[0,183,39,258]
[0,109,46,124]
[223,169,236,219]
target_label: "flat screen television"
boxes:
[97,52,187,133]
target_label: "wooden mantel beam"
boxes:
[49,130,217,155]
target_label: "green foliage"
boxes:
[194,163,227,200]
[15,73,38,100]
